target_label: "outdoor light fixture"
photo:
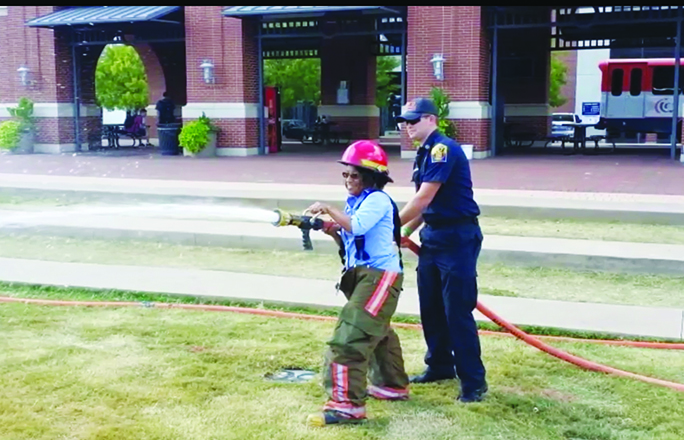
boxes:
[200,59,215,84]
[17,65,31,87]
[430,53,445,81]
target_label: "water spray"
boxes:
[0,203,282,227]
[0,203,332,252]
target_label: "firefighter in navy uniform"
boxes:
[396,97,488,403]
[304,140,410,427]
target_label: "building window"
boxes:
[652,66,684,95]
[611,68,624,96]
[629,68,642,96]
[0,6,8,17]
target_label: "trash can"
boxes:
[157,123,182,156]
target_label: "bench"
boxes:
[503,122,538,148]
[544,135,573,149]
[114,127,146,148]
[504,132,537,148]
[301,128,353,145]
[327,130,353,145]
[101,124,146,148]
[587,134,617,151]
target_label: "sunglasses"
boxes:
[342,171,361,180]
[402,115,428,126]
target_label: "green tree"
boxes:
[263,55,402,110]
[549,54,569,108]
[264,58,321,109]
[375,55,401,108]
[95,44,149,111]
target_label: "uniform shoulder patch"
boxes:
[430,143,448,163]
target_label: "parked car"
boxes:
[551,113,582,137]
[281,119,307,140]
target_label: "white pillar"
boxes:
[575,49,610,137]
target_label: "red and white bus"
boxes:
[598,58,683,135]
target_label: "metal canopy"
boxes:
[26,6,182,28]
[223,6,403,19]
[485,6,684,51]
[257,14,405,58]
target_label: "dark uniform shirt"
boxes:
[155,97,176,124]
[411,130,480,225]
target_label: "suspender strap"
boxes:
[348,189,403,270]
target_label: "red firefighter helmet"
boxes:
[338,140,393,183]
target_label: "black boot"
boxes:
[457,382,488,403]
[409,369,456,384]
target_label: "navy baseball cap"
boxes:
[396,97,439,122]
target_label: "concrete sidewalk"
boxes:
[2,210,683,275]
[0,257,681,340]
[2,173,684,223]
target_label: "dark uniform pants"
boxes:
[416,223,486,395]
[322,266,408,419]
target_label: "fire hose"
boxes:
[270,209,684,393]
[0,209,682,393]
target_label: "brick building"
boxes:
[3,6,680,161]
[0,6,558,160]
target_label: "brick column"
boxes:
[184,7,259,156]
[320,36,379,141]
[402,6,492,159]
[0,6,101,153]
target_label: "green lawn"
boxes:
[478,216,684,245]
[1,302,683,440]
[0,234,682,308]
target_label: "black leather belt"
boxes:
[425,217,479,228]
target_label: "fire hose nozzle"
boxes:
[271,208,335,251]
[272,208,329,230]
[272,208,294,227]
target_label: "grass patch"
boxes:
[0,235,682,308]
[0,194,73,206]
[1,302,683,439]
[479,216,684,245]
[2,281,682,344]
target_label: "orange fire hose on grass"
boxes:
[1,237,683,393]
[400,238,684,393]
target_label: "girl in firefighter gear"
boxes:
[304,140,409,427]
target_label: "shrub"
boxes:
[197,113,219,132]
[0,120,23,150]
[7,97,34,131]
[179,114,219,154]
[430,87,457,139]
[179,120,210,154]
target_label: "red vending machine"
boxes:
[264,86,282,153]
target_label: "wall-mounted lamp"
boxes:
[430,53,445,81]
[17,65,32,87]
[200,59,215,84]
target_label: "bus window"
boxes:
[630,68,642,96]
[652,66,684,95]
[611,69,623,96]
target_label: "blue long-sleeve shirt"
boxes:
[338,189,402,273]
